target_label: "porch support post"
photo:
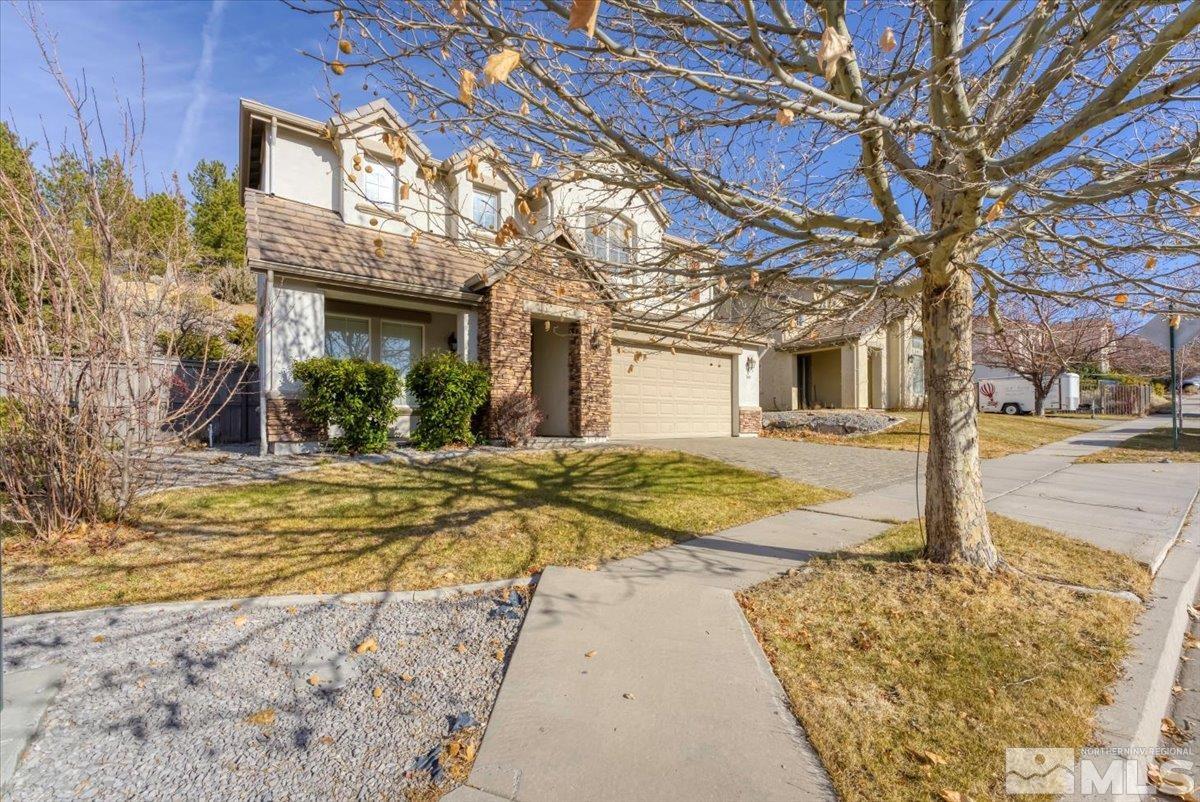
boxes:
[457,310,478,362]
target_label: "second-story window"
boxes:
[585,214,635,265]
[472,187,500,231]
[363,158,396,211]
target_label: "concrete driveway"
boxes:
[616,436,923,493]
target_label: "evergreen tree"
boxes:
[188,160,244,268]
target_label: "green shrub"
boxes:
[226,313,257,362]
[406,352,490,451]
[293,357,402,454]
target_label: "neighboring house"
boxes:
[754,291,924,412]
[239,98,764,453]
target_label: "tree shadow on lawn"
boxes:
[5,449,824,613]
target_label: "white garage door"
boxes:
[611,342,732,438]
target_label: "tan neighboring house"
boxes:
[757,295,925,412]
[240,98,765,453]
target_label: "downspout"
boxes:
[268,116,277,195]
[259,268,273,455]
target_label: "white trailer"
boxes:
[976,373,1080,415]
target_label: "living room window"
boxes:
[585,214,635,265]
[472,186,500,231]
[325,314,370,360]
[362,158,396,210]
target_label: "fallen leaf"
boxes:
[372,686,383,699]
[938,791,962,802]
[401,673,415,682]
[456,642,468,654]
[585,650,597,658]
[494,650,506,661]
[286,606,297,615]
[307,674,322,687]
[244,708,276,727]
[355,637,379,655]
[622,692,635,700]
[92,635,106,643]
[233,615,248,628]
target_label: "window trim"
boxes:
[585,212,637,266]
[471,185,501,231]
[361,157,397,211]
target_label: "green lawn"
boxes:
[2,448,842,616]
[741,515,1147,802]
[1076,425,1200,464]
[767,410,1109,459]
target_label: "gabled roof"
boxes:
[330,99,436,164]
[778,296,914,350]
[465,225,618,301]
[245,190,486,303]
[440,140,526,189]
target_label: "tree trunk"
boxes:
[921,266,1000,569]
[1033,390,1046,416]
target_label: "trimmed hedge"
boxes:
[293,357,402,454]
[406,352,490,451]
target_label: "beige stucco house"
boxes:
[240,98,765,453]
[758,297,925,412]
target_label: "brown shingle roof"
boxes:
[245,190,487,300]
[782,297,911,349]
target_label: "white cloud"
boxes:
[172,0,228,170]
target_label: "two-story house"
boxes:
[239,98,765,453]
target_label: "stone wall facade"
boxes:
[738,406,763,436]
[479,251,612,439]
[265,395,322,445]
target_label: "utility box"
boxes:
[976,373,1080,414]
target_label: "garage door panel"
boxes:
[611,343,732,438]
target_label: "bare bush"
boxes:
[490,392,546,447]
[0,19,241,540]
[208,262,257,304]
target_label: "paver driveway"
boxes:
[619,436,922,493]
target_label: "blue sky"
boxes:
[0,0,385,195]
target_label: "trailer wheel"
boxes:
[1001,403,1020,415]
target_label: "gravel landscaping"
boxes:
[763,409,903,436]
[2,588,528,801]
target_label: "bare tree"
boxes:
[0,17,241,540]
[296,0,1200,569]
[975,298,1128,415]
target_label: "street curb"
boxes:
[3,576,536,628]
[1072,505,1200,801]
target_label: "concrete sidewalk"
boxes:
[449,415,1197,802]
[813,414,1198,570]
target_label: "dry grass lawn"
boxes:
[1076,425,1200,464]
[767,410,1108,458]
[741,514,1147,802]
[2,448,842,616]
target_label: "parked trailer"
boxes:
[976,373,1080,415]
